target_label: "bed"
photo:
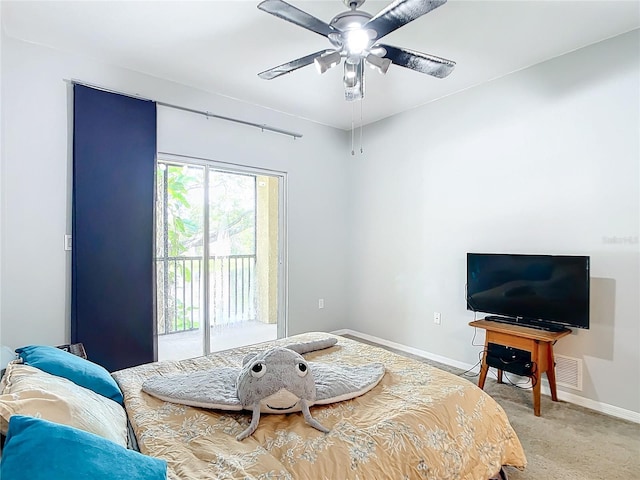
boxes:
[111,332,526,480]
[1,332,525,479]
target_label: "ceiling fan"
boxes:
[257,0,456,101]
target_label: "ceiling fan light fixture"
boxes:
[344,71,364,101]
[314,50,342,74]
[365,53,391,75]
[343,61,359,88]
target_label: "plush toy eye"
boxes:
[296,362,308,377]
[250,362,266,378]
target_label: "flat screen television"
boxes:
[466,253,590,331]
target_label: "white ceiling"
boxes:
[2,0,639,130]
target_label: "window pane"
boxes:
[156,163,205,359]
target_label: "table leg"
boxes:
[533,374,541,416]
[546,344,559,402]
[497,369,503,384]
[478,361,489,389]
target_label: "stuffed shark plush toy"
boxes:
[142,337,385,440]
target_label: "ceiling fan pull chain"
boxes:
[359,99,364,154]
[351,101,355,156]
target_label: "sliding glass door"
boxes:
[155,158,286,360]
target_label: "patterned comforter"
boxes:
[112,332,526,479]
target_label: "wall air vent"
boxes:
[555,354,583,391]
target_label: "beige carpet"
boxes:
[342,334,640,480]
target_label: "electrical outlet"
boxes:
[433,312,441,325]
[64,234,72,251]
[318,298,325,309]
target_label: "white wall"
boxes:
[347,30,640,415]
[0,34,351,350]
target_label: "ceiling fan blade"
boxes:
[365,0,447,40]
[258,49,334,80]
[258,0,335,37]
[379,44,455,78]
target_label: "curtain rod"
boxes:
[65,79,303,139]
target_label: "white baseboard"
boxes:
[538,380,640,424]
[331,328,640,424]
[331,328,477,372]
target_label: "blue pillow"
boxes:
[0,416,167,480]
[15,345,124,404]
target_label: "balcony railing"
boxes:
[156,254,257,335]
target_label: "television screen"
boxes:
[466,253,590,330]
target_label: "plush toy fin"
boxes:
[286,337,338,355]
[236,403,262,441]
[241,337,338,366]
[142,367,242,410]
[311,362,385,404]
[300,398,330,433]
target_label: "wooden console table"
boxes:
[469,319,571,416]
